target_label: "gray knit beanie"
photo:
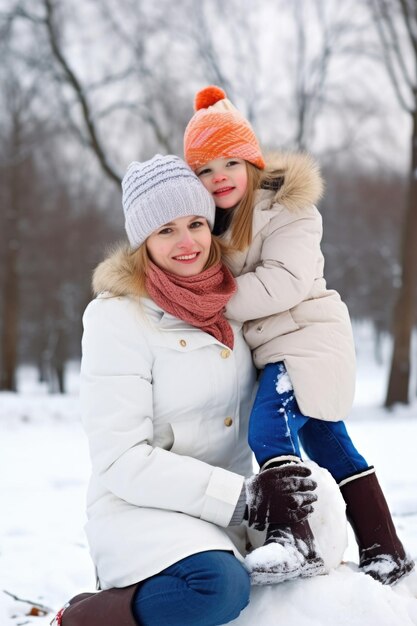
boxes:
[122,154,215,249]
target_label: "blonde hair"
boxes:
[131,236,227,296]
[228,162,284,251]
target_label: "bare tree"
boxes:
[0,74,41,390]
[13,0,122,186]
[13,0,200,183]
[368,0,417,406]
[321,166,404,333]
[0,6,55,391]
[288,0,377,152]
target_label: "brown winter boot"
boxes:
[251,519,327,585]
[245,456,326,585]
[339,468,415,585]
[51,583,140,626]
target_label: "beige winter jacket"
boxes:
[225,152,356,422]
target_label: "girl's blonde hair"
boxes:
[228,162,284,251]
[131,235,227,296]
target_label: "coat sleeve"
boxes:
[225,205,323,322]
[80,297,244,528]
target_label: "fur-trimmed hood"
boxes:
[264,151,324,211]
[92,245,140,298]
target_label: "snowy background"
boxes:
[1,323,417,626]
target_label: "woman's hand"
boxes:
[244,465,317,531]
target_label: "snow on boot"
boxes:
[245,526,304,585]
[340,468,415,585]
[245,519,327,585]
[51,583,139,626]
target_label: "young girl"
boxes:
[184,86,414,586]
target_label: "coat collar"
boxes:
[92,247,242,338]
[263,151,324,211]
[227,152,324,273]
[93,244,141,298]
[244,151,324,241]
[156,306,242,338]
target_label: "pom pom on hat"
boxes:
[184,85,265,171]
[194,86,227,111]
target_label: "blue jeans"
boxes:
[132,550,250,626]
[249,362,369,482]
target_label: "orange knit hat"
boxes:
[184,85,265,171]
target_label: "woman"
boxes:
[53,155,318,626]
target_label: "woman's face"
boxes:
[195,157,248,209]
[146,215,212,277]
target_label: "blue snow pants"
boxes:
[132,550,250,626]
[249,362,369,482]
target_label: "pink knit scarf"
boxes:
[145,261,236,349]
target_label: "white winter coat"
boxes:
[80,248,256,589]
[226,152,356,422]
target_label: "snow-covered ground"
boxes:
[1,324,417,625]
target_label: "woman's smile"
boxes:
[172,251,201,263]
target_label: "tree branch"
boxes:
[381,0,415,91]
[370,0,413,112]
[42,0,121,186]
[3,589,53,614]
[398,0,417,57]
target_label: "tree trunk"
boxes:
[53,328,66,394]
[385,108,417,407]
[0,156,21,392]
[55,362,65,394]
[0,245,18,391]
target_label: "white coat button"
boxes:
[220,348,231,359]
[224,417,233,427]
[179,339,187,347]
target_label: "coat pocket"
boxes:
[170,419,201,456]
[170,417,238,466]
[243,310,300,350]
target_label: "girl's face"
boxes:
[195,158,248,209]
[146,215,212,277]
